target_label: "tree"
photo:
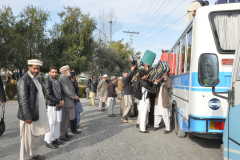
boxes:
[53,6,96,73]
[109,40,141,72]
[0,5,50,74]
[93,46,125,76]
[96,8,122,45]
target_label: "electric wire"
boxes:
[137,0,167,34]
[135,13,187,46]
[138,0,172,36]
[133,0,187,44]
[128,0,145,31]
[134,0,157,31]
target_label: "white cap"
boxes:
[59,65,69,72]
[28,59,43,66]
[119,77,122,79]
[103,74,108,78]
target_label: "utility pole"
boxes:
[123,31,139,46]
[110,21,112,42]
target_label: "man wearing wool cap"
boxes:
[59,65,81,141]
[97,74,108,111]
[17,59,50,160]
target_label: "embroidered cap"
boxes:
[111,76,116,80]
[59,65,69,72]
[28,59,43,66]
[103,74,108,78]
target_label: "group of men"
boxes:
[116,64,171,134]
[17,59,83,160]
[86,74,120,117]
[84,63,172,135]
[12,58,172,159]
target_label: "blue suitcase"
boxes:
[141,50,156,66]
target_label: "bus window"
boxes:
[187,30,192,71]
[210,11,240,54]
[175,45,179,75]
[180,36,186,73]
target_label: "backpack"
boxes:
[133,78,143,100]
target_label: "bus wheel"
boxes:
[177,126,186,138]
[174,106,179,135]
[174,106,186,138]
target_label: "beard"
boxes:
[51,75,57,79]
[29,70,39,77]
[67,71,71,77]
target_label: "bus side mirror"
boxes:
[198,53,219,87]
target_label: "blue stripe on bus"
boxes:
[191,72,232,87]
[170,72,231,92]
[191,88,229,92]
[172,86,189,90]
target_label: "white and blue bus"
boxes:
[167,3,240,139]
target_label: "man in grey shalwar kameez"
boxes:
[97,74,108,111]
[59,65,79,141]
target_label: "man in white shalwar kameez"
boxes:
[44,66,65,149]
[138,71,161,133]
[154,74,171,133]
[17,59,50,160]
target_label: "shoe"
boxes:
[59,137,70,141]
[46,142,58,149]
[108,114,116,117]
[153,127,159,131]
[121,118,128,123]
[52,139,63,145]
[29,155,46,159]
[65,133,73,138]
[136,124,139,128]
[72,131,81,134]
[164,130,171,134]
[146,125,151,129]
[80,113,83,116]
[127,119,134,122]
[76,126,83,129]
[139,130,149,134]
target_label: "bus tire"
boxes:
[177,126,186,138]
[174,106,179,135]
[174,105,186,138]
[187,133,195,138]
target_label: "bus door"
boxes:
[223,40,240,159]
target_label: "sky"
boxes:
[0,0,217,63]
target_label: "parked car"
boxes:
[44,73,49,78]
[80,76,87,81]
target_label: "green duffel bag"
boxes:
[140,50,156,66]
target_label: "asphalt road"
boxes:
[0,99,222,160]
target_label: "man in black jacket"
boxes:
[121,65,136,123]
[138,71,161,133]
[89,76,98,106]
[0,76,6,105]
[17,59,50,160]
[44,66,65,149]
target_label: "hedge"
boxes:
[6,83,17,99]
[78,86,86,98]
